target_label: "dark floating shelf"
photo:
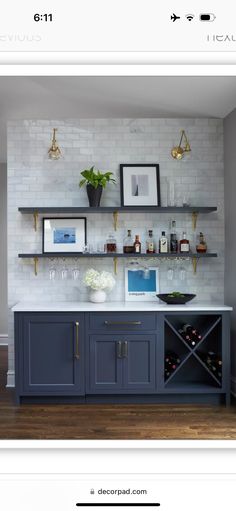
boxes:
[18,206,218,274]
[18,252,218,259]
[18,206,217,213]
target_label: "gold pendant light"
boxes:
[48,128,62,160]
[171,130,191,160]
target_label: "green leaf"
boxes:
[79,179,86,188]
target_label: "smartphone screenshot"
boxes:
[0,1,236,509]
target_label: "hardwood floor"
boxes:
[0,346,236,440]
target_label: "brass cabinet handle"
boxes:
[75,321,80,360]
[117,341,123,358]
[122,341,128,358]
[104,321,142,326]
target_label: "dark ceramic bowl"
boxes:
[156,293,196,304]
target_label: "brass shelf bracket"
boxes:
[33,257,39,276]
[113,210,118,231]
[192,256,198,274]
[192,211,198,231]
[113,256,118,275]
[33,211,39,231]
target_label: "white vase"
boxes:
[89,289,107,303]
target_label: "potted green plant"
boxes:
[79,166,116,207]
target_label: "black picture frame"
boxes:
[120,164,161,207]
[42,217,87,254]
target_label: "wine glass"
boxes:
[72,259,80,280]
[179,267,186,281]
[61,258,68,280]
[49,259,57,281]
[167,267,174,280]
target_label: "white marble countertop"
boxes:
[11,301,233,312]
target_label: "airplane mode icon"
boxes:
[171,13,181,22]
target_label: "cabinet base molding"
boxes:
[17,393,229,406]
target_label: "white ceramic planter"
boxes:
[89,289,107,303]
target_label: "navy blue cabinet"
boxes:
[87,334,156,394]
[14,309,231,405]
[123,335,156,391]
[15,313,85,397]
[87,335,123,393]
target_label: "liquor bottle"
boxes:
[134,235,141,254]
[170,220,178,253]
[179,231,190,253]
[105,233,117,253]
[146,229,155,254]
[159,231,168,253]
[196,232,207,253]
[123,229,134,254]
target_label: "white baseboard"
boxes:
[0,334,8,346]
[6,370,15,388]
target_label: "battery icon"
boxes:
[200,13,216,21]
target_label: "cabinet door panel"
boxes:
[21,313,84,394]
[123,335,156,392]
[88,335,123,393]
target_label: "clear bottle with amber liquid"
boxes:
[179,231,190,253]
[123,229,134,253]
[105,233,117,253]
[196,232,207,253]
[134,234,141,254]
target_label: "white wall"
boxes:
[224,108,236,395]
[0,162,7,341]
[7,118,224,386]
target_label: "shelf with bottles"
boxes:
[18,216,216,275]
[164,315,222,390]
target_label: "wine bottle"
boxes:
[170,220,178,253]
[178,328,196,347]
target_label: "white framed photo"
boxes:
[42,217,87,253]
[120,163,161,207]
[125,266,159,301]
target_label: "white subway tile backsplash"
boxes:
[7,118,224,384]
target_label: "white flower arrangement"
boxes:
[84,268,116,291]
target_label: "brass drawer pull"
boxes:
[117,341,123,358]
[123,341,128,358]
[75,321,80,360]
[104,320,142,326]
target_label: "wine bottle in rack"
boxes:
[198,350,222,379]
[181,323,202,346]
[178,328,196,347]
[165,351,181,379]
